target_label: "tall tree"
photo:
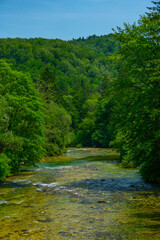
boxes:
[38,67,72,156]
[112,1,160,182]
[44,101,72,156]
[0,60,45,178]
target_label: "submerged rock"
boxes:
[37,218,53,223]
[97,200,106,203]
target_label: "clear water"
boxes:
[0,149,160,240]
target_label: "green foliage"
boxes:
[0,34,119,179]
[92,97,113,148]
[0,60,45,173]
[140,156,160,183]
[75,93,100,147]
[44,101,71,156]
[111,1,160,182]
[0,35,118,131]
[0,154,11,181]
[71,34,120,56]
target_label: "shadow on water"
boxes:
[142,224,160,229]
[0,181,32,188]
[130,212,160,231]
[131,212,160,221]
[59,177,159,193]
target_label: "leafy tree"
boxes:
[0,60,45,175]
[112,1,160,182]
[0,153,11,181]
[92,97,113,148]
[38,66,62,104]
[44,101,71,156]
[76,93,100,147]
[37,66,72,156]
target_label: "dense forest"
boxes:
[0,1,159,183]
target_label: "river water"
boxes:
[0,149,160,240]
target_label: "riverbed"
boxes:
[0,149,160,239]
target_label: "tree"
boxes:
[92,97,113,148]
[111,1,160,182]
[44,101,71,156]
[76,93,100,147]
[38,66,62,104]
[0,60,45,177]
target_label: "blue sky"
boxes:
[0,0,152,40]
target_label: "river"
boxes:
[0,148,160,239]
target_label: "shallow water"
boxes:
[0,149,160,240]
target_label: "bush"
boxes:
[140,157,160,183]
[0,154,11,181]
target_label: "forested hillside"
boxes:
[0,1,159,183]
[71,34,120,56]
[0,34,119,180]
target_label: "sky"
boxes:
[0,0,152,40]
